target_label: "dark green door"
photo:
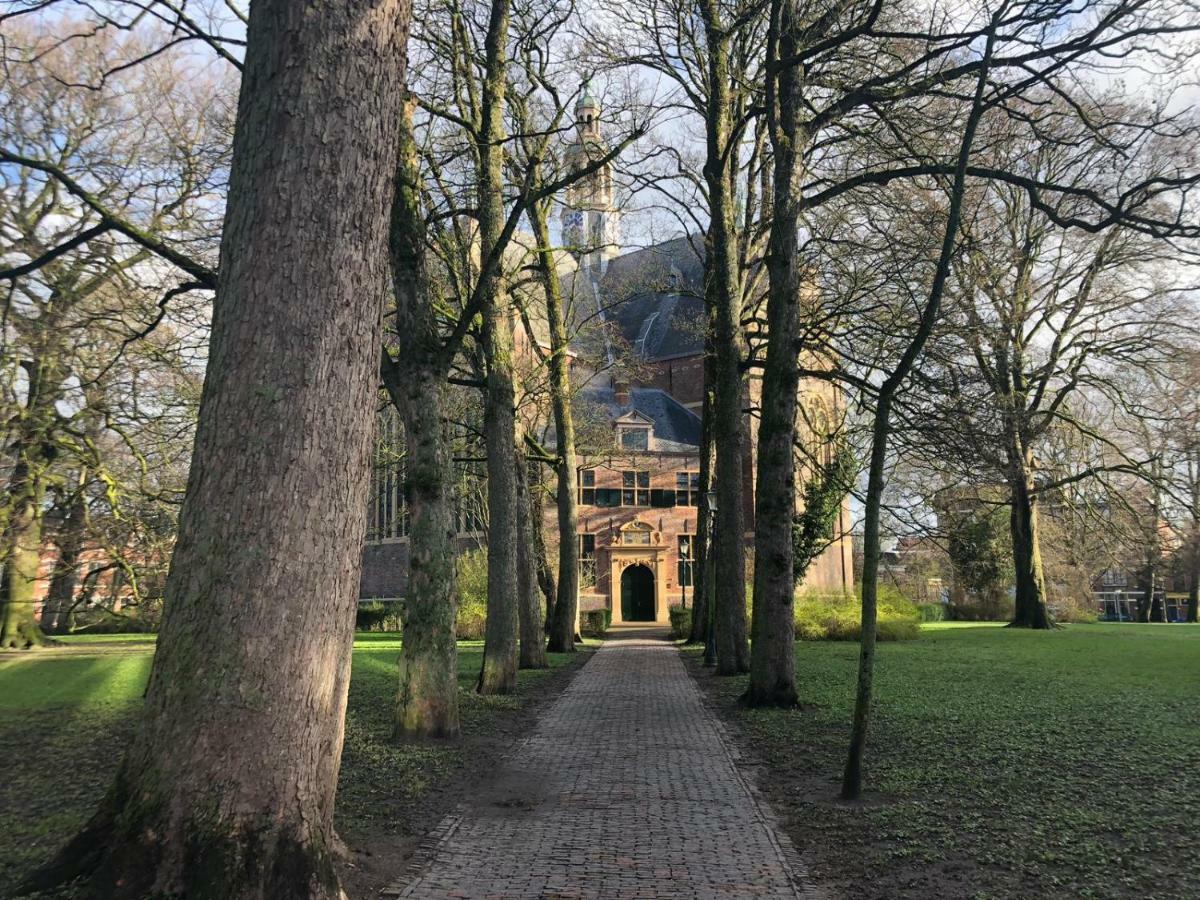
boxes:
[620,565,655,621]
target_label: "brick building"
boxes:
[360,87,854,622]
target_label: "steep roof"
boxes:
[581,385,702,450]
[565,236,708,362]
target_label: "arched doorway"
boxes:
[620,564,655,622]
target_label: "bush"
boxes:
[916,602,947,622]
[668,604,692,640]
[793,588,920,642]
[1049,596,1099,624]
[455,548,489,640]
[356,600,403,632]
[949,599,1012,622]
[72,608,160,634]
[583,609,610,637]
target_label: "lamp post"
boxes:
[680,537,691,610]
[703,489,718,667]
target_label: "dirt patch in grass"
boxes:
[684,624,1200,900]
[0,636,593,899]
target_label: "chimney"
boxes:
[614,378,631,406]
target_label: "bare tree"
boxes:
[914,122,1193,628]
[0,26,224,647]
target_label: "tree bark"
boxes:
[530,479,557,632]
[384,100,460,741]
[41,485,88,635]
[1007,455,1052,629]
[700,0,750,674]
[688,351,716,644]
[531,203,579,654]
[842,393,891,799]
[1189,529,1199,623]
[476,0,519,695]
[746,0,804,708]
[26,0,410,893]
[1,457,50,649]
[517,456,548,668]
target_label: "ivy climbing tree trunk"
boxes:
[747,0,804,708]
[25,0,411,892]
[383,99,460,740]
[476,0,520,695]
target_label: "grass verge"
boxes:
[0,633,591,897]
[686,623,1200,900]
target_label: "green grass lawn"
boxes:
[0,633,586,895]
[690,623,1200,900]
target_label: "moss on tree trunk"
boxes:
[1007,456,1052,630]
[746,0,805,707]
[24,0,412,891]
[1,463,53,649]
[700,0,750,674]
[531,203,580,655]
[476,0,520,696]
[385,101,461,740]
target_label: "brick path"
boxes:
[389,630,818,899]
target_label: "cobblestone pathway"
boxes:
[388,630,818,899]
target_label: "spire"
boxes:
[575,79,600,140]
[576,79,598,113]
[562,78,620,271]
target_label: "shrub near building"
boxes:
[794,588,920,642]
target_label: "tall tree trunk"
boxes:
[1,458,50,649]
[1189,527,1199,623]
[1007,452,1051,629]
[699,0,750,673]
[385,100,459,740]
[688,352,716,644]
[747,0,803,708]
[842,394,892,799]
[27,0,410,893]
[41,484,88,635]
[1,348,65,649]
[843,26,994,800]
[530,480,557,632]
[531,203,579,654]
[476,0,519,695]
[517,456,548,668]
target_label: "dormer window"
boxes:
[620,427,649,451]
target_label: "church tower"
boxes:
[561,82,620,274]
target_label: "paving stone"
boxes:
[389,632,820,899]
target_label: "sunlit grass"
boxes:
[0,632,589,893]
[691,622,1200,899]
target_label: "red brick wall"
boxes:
[643,355,705,410]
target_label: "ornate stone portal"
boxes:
[608,521,667,624]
